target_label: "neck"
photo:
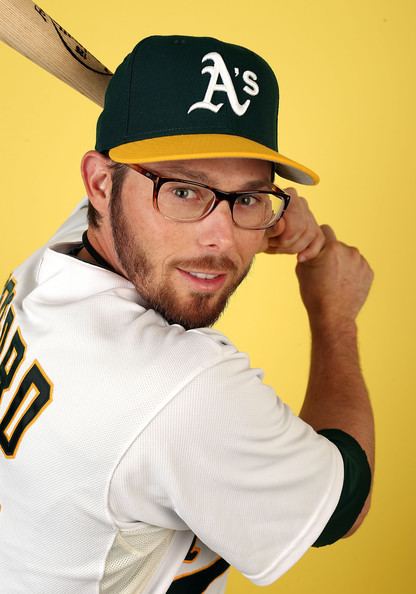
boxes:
[76,229,118,274]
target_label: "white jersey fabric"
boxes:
[0,200,344,593]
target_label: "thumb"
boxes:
[321,224,337,242]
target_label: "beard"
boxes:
[110,193,252,330]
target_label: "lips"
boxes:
[177,268,227,291]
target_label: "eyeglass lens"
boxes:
[157,181,284,228]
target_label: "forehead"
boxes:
[143,157,273,186]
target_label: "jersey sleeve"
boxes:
[109,346,344,585]
[46,198,88,246]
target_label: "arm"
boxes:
[260,193,374,535]
[296,225,375,535]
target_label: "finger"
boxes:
[267,227,317,255]
[283,187,299,199]
[283,187,298,197]
[274,229,304,250]
[297,231,326,262]
[273,216,317,251]
[265,217,286,239]
[289,227,322,255]
[278,196,317,247]
[262,245,281,255]
[321,224,337,242]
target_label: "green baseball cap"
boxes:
[96,35,319,185]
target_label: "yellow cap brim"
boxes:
[109,134,319,185]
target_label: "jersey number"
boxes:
[0,277,53,458]
[167,536,229,593]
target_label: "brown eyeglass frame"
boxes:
[124,163,291,230]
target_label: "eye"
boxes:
[171,186,199,200]
[236,194,260,207]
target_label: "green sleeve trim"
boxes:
[313,429,372,547]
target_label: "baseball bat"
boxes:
[0,0,112,106]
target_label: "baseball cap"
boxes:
[96,35,319,185]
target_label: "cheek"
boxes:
[238,230,266,260]
[142,216,189,268]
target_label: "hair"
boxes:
[87,159,129,228]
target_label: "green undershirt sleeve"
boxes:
[313,428,372,547]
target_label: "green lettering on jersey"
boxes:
[0,276,53,458]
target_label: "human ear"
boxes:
[80,151,112,219]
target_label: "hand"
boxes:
[295,225,374,326]
[260,188,325,261]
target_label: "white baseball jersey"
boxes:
[0,200,344,593]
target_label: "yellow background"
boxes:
[1,0,415,592]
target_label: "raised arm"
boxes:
[296,225,375,534]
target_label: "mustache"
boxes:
[171,254,238,273]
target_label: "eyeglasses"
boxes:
[125,164,291,230]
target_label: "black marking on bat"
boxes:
[34,5,47,23]
[33,4,112,76]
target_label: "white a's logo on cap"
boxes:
[188,52,259,117]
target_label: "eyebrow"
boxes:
[150,166,273,190]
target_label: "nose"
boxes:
[196,200,236,251]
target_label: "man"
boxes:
[0,35,374,593]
